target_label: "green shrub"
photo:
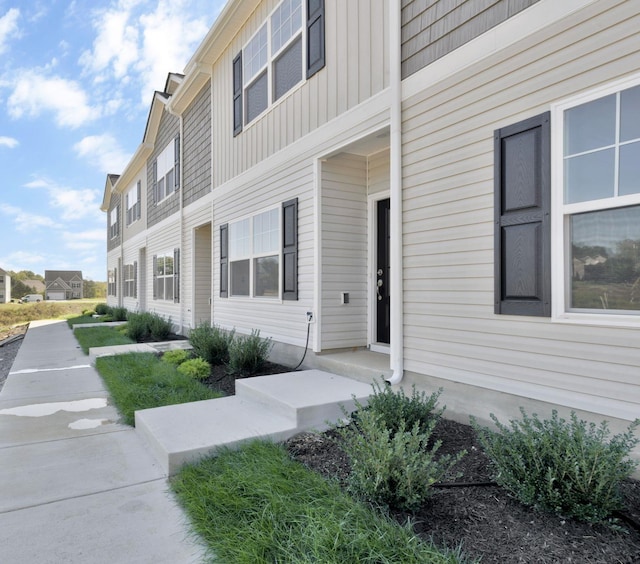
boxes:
[228,329,273,377]
[162,349,190,366]
[189,323,235,366]
[177,357,211,380]
[125,312,153,341]
[109,306,128,322]
[149,313,172,340]
[95,303,110,315]
[82,309,96,316]
[337,400,465,511]
[361,380,443,436]
[472,409,640,524]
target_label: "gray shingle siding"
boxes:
[183,80,212,207]
[147,110,180,227]
[401,0,541,78]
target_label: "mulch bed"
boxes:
[284,419,640,564]
[201,362,295,396]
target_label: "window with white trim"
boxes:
[109,206,119,239]
[126,181,141,225]
[153,137,180,203]
[229,208,280,298]
[108,269,117,297]
[153,252,174,301]
[234,0,325,131]
[555,78,640,316]
[123,263,137,298]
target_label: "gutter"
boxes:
[387,0,404,385]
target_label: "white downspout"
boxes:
[387,0,404,385]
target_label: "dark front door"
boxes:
[376,198,390,344]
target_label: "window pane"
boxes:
[231,259,250,296]
[157,257,165,276]
[166,169,174,195]
[272,0,302,54]
[158,177,165,200]
[246,71,268,123]
[254,256,279,297]
[273,36,302,101]
[254,208,279,254]
[244,24,267,83]
[619,141,640,197]
[620,85,640,142]
[165,256,174,276]
[564,94,616,156]
[570,205,640,311]
[564,148,614,204]
[166,277,174,301]
[230,218,250,258]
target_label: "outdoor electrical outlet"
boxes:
[306,311,314,323]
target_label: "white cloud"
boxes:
[0,203,60,232]
[7,70,100,128]
[0,136,18,148]
[74,134,131,174]
[62,229,105,252]
[0,250,47,272]
[21,177,103,222]
[0,8,20,55]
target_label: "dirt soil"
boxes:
[202,362,294,396]
[285,420,640,564]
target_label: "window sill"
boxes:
[552,312,640,329]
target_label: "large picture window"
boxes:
[229,208,280,298]
[233,0,324,132]
[554,78,640,317]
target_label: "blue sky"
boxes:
[0,0,226,281]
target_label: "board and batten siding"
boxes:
[183,80,212,207]
[213,0,389,186]
[401,0,541,79]
[321,154,369,349]
[401,0,640,420]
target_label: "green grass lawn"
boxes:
[95,353,222,426]
[171,441,467,564]
[73,325,134,354]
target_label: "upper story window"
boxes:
[233,0,325,135]
[153,136,180,204]
[109,206,119,239]
[553,76,640,319]
[126,181,141,226]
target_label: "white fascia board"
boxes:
[402,0,600,102]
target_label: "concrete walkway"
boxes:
[0,320,205,564]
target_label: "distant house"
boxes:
[0,268,11,303]
[44,271,84,300]
[23,279,46,294]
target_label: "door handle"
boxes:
[376,278,383,301]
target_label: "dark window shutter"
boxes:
[136,181,141,220]
[232,52,243,136]
[152,255,158,299]
[220,224,228,298]
[133,261,138,299]
[174,248,180,303]
[494,112,551,316]
[152,159,158,205]
[282,198,298,300]
[114,267,118,297]
[174,136,180,190]
[306,0,325,79]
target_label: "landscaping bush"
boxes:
[94,303,110,315]
[109,306,128,322]
[162,349,190,366]
[188,323,235,366]
[149,313,172,341]
[177,357,211,380]
[360,380,443,436]
[227,329,272,377]
[337,391,464,511]
[125,312,153,341]
[82,309,96,316]
[472,409,640,524]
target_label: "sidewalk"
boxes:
[0,320,205,564]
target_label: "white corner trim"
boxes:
[402,0,601,102]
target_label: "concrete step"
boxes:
[135,370,374,475]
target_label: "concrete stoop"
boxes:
[135,369,373,476]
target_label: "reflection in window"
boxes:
[570,206,640,312]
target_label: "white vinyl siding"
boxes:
[214,0,388,185]
[401,0,640,421]
[147,221,181,323]
[321,153,368,349]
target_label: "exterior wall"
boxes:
[213,0,389,186]
[147,110,180,228]
[183,80,212,207]
[368,149,389,195]
[401,0,541,78]
[321,154,368,349]
[401,0,640,423]
[0,271,10,303]
[107,192,122,252]
[106,250,120,307]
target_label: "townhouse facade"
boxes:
[102,0,640,448]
